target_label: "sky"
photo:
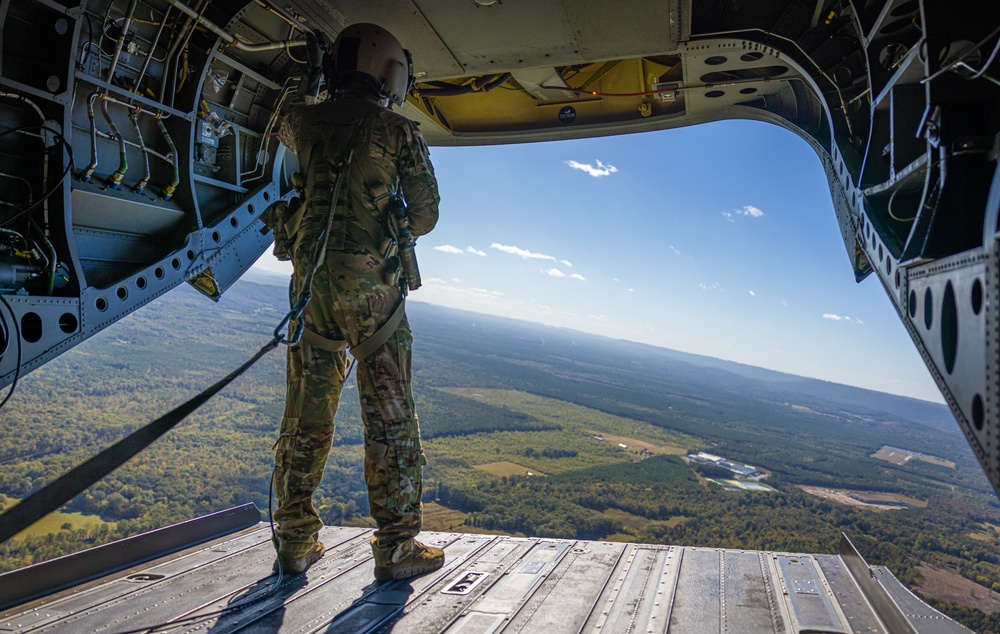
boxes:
[252,119,943,403]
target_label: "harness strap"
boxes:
[294,297,405,361]
[350,298,405,361]
[300,324,347,352]
[351,297,406,361]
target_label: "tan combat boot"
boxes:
[373,538,445,581]
[272,541,325,575]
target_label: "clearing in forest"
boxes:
[917,564,1000,614]
[474,461,547,477]
[0,494,116,541]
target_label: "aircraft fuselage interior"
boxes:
[1,0,999,500]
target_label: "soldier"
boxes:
[270,23,443,581]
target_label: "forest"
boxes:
[1,280,999,631]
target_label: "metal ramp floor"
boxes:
[0,523,969,633]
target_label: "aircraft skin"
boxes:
[0,0,999,503]
[0,3,996,630]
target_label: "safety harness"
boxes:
[294,116,408,361]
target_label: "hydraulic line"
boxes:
[81,92,100,182]
[158,1,201,104]
[27,218,58,294]
[101,97,128,189]
[254,0,311,34]
[163,0,306,52]
[105,0,139,83]
[417,73,512,97]
[134,5,172,93]
[0,92,44,121]
[130,109,150,193]
[156,116,179,200]
[240,85,292,182]
[72,123,172,163]
[0,93,52,285]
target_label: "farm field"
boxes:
[0,495,116,541]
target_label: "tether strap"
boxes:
[0,338,280,545]
[296,297,405,361]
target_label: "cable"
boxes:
[887,186,915,222]
[0,295,22,411]
[922,24,1000,84]
[0,126,74,229]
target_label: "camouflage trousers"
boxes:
[273,245,425,561]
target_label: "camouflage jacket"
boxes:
[277,90,440,254]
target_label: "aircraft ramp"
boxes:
[0,508,970,633]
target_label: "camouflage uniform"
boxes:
[272,88,439,564]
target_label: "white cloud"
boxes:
[569,273,586,281]
[699,281,724,292]
[543,268,566,278]
[590,314,610,322]
[423,278,504,301]
[565,159,619,177]
[613,278,620,282]
[723,205,765,222]
[669,245,682,255]
[433,244,465,254]
[451,278,461,283]
[491,242,557,261]
[823,313,863,324]
[628,288,634,292]
[748,289,756,297]
[781,299,789,307]
[466,246,487,257]
[560,259,573,267]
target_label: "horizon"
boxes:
[239,270,946,408]
[251,119,945,404]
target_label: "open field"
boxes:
[797,486,926,510]
[0,495,116,541]
[420,502,468,531]
[440,389,696,448]
[583,430,686,458]
[420,502,525,537]
[871,446,956,469]
[918,564,1000,614]
[474,461,547,477]
[423,389,696,478]
[602,508,688,532]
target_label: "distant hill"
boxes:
[401,301,955,435]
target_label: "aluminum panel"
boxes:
[776,555,849,633]
[669,548,721,633]
[814,554,886,633]
[390,537,536,634]
[587,545,680,634]
[721,551,782,633]
[505,540,625,634]
[468,541,569,615]
[318,534,494,633]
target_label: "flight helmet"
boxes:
[327,23,414,107]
